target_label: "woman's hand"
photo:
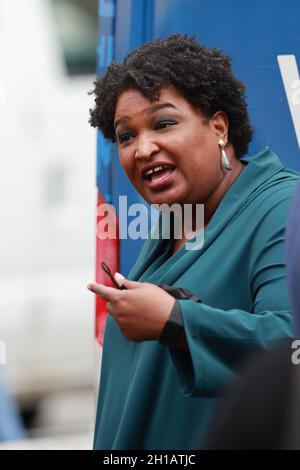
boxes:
[87,273,175,342]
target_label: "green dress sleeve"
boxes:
[168,196,295,397]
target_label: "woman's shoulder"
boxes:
[257,169,299,203]
[240,152,299,242]
[236,147,298,214]
[245,148,299,210]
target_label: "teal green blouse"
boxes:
[94,147,299,450]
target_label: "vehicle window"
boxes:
[50,0,98,76]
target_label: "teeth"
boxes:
[144,165,168,177]
[154,165,163,173]
[145,165,163,176]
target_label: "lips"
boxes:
[144,166,177,190]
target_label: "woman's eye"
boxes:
[155,120,176,130]
[118,133,133,144]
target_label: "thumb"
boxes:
[114,272,141,289]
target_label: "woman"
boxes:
[87,34,299,449]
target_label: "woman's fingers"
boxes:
[87,276,145,303]
[115,276,143,289]
[87,283,120,302]
[114,272,125,282]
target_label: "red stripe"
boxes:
[95,192,120,346]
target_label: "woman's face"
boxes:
[114,86,230,207]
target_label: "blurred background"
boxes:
[0,0,98,449]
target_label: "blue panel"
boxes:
[96,0,116,201]
[115,0,154,62]
[99,0,116,17]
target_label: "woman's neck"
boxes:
[170,159,245,254]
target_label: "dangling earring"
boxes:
[218,139,232,171]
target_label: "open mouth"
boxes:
[142,164,177,190]
[143,164,176,182]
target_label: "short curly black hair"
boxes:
[89,34,253,158]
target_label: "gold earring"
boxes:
[218,139,232,171]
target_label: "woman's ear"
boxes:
[210,111,229,142]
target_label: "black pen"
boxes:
[100,261,128,290]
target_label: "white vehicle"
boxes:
[0,0,97,430]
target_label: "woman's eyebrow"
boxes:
[114,103,177,130]
[145,103,177,115]
[114,116,129,130]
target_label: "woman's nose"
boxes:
[134,135,160,161]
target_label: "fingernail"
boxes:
[115,272,125,279]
